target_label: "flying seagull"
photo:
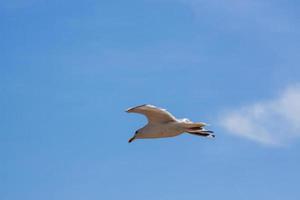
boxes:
[126,104,215,143]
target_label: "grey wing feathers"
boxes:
[126,104,177,123]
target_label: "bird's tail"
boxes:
[181,121,207,129]
[180,121,214,137]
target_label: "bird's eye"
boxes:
[135,131,138,134]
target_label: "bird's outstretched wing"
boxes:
[126,104,177,124]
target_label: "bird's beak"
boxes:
[128,136,136,143]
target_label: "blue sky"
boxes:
[1,0,300,199]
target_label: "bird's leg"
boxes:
[187,130,215,138]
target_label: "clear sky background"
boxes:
[1,0,300,200]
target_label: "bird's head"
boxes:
[128,130,139,143]
[134,128,146,137]
[135,129,141,135]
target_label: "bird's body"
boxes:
[135,121,185,139]
[126,104,214,143]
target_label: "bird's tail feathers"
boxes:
[181,121,207,129]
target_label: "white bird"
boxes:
[126,104,215,143]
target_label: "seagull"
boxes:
[126,104,215,143]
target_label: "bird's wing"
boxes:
[126,104,177,124]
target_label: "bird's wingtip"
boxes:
[125,104,150,113]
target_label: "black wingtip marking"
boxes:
[126,104,148,112]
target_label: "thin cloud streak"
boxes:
[220,84,300,146]
[179,0,298,33]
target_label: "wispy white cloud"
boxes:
[178,0,298,33]
[220,84,300,146]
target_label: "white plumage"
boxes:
[126,104,214,143]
